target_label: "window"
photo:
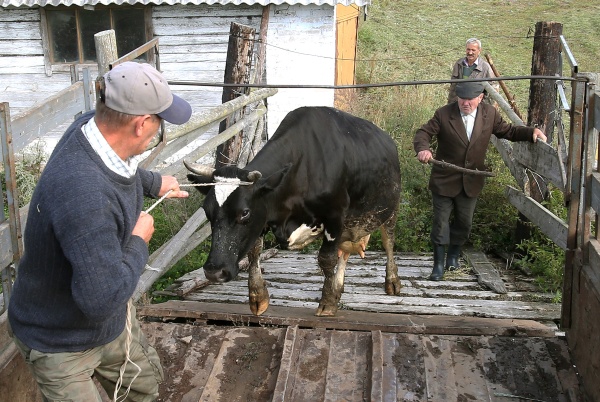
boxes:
[45,6,149,64]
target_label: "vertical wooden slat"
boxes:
[563,73,587,329]
[450,336,492,401]
[287,329,330,401]
[0,102,23,312]
[370,330,384,402]
[272,325,299,402]
[323,331,368,402]
[422,335,458,401]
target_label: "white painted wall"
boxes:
[265,3,336,137]
[0,3,338,146]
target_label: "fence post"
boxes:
[215,23,256,169]
[0,103,23,310]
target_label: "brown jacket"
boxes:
[413,102,534,198]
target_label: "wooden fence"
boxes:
[0,32,599,401]
[0,72,276,315]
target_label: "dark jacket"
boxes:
[8,111,162,353]
[414,102,534,198]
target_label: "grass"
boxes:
[349,0,600,294]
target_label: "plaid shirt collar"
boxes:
[82,117,138,178]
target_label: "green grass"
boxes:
[350,0,600,294]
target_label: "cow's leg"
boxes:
[381,219,402,295]
[247,237,270,315]
[316,244,343,317]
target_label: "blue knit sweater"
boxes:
[8,111,162,353]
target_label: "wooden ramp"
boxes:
[162,250,562,322]
[139,314,582,402]
[136,250,583,401]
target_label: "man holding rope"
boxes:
[8,62,192,401]
[414,81,546,281]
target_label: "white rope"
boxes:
[179,182,254,187]
[113,299,142,402]
[113,179,254,400]
[143,182,253,213]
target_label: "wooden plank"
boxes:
[287,329,329,401]
[594,92,600,132]
[463,250,507,294]
[512,135,565,191]
[370,330,384,402]
[10,82,85,153]
[323,330,369,402]
[506,185,568,250]
[422,335,458,401]
[133,205,208,301]
[138,301,557,338]
[544,337,585,401]
[389,333,427,401]
[590,172,600,216]
[272,325,299,402]
[450,336,492,401]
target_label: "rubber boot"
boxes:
[445,245,461,271]
[429,244,446,281]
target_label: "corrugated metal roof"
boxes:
[1,0,370,7]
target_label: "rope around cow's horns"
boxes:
[143,182,254,214]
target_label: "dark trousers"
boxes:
[430,191,478,246]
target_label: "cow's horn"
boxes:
[183,159,215,176]
[247,171,262,182]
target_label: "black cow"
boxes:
[185,106,402,316]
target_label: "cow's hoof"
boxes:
[315,303,338,317]
[249,290,270,316]
[249,298,270,316]
[385,278,402,296]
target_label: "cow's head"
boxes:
[184,160,288,282]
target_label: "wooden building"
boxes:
[0,0,368,141]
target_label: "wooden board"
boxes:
[139,322,584,402]
[163,250,562,322]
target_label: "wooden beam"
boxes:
[138,300,557,338]
[512,141,566,190]
[505,186,568,250]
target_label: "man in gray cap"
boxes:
[414,81,546,281]
[8,61,192,400]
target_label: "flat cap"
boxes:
[104,62,192,125]
[455,81,484,100]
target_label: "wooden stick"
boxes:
[429,159,495,177]
[485,53,524,120]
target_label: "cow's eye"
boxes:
[238,208,251,224]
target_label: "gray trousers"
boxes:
[11,304,163,402]
[430,190,478,246]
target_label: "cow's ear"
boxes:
[186,173,213,195]
[256,164,291,193]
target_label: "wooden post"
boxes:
[515,21,562,247]
[94,30,118,77]
[94,30,118,102]
[215,23,256,169]
[528,21,563,143]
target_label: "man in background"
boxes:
[415,81,546,281]
[447,38,498,104]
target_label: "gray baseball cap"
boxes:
[455,81,484,100]
[104,62,192,124]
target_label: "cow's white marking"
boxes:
[288,223,324,249]
[214,176,241,206]
[324,230,336,242]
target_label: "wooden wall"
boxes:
[1,3,341,140]
[0,7,72,113]
[334,4,359,110]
